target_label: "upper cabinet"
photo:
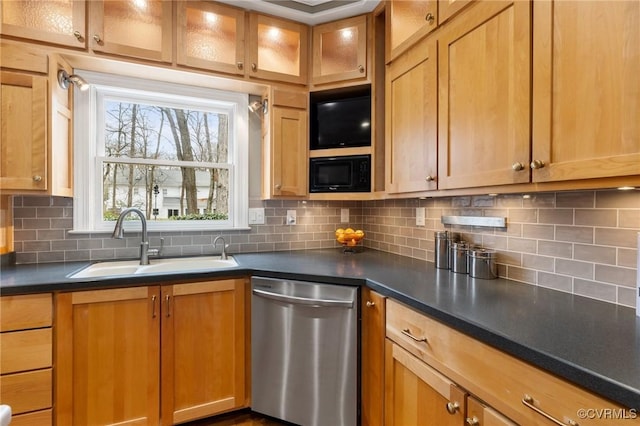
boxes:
[386,0,438,62]
[89,0,173,63]
[248,13,309,85]
[0,0,86,48]
[176,1,245,76]
[531,0,640,183]
[311,15,368,86]
[437,0,531,190]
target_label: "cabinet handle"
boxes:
[401,328,428,344]
[530,159,545,169]
[358,65,365,73]
[73,30,83,41]
[151,295,157,318]
[237,62,244,70]
[251,63,257,71]
[275,184,282,190]
[93,34,102,43]
[466,417,480,426]
[165,294,171,317]
[32,175,42,182]
[522,394,579,426]
[425,175,436,182]
[425,13,435,24]
[512,162,525,171]
[445,401,460,415]
[366,300,375,308]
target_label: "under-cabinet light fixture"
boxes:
[57,69,89,91]
[248,99,268,114]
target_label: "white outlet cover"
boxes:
[287,209,297,225]
[248,207,265,225]
[416,207,426,226]
[341,208,349,223]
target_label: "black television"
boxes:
[310,87,371,150]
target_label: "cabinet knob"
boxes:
[73,30,83,41]
[512,162,525,171]
[275,184,282,190]
[366,301,375,308]
[33,175,42,182]
[530,159,545,169]
[251,63,257,72]
[237,62,244,70]
[425,13,435,24]
[358,65,365,73]
[425,175,436,182]
[466,417,480,426]
[446,401,460,415]
[93,34,102,44]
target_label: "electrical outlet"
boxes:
[341,208,349,223]
[416,207,426,226]
[286,209,297,225]
[248,208,265,225]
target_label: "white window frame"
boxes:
[73,70,249,233]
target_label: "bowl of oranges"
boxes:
[336,228,365,253]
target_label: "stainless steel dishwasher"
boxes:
[251,276,359,426]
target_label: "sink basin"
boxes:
[69,256,237,279]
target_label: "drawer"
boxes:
[0,369,52,414]
[10,409,52,426]
[386,299,638,426]
[0,328,52,374]
[0,294,52,332]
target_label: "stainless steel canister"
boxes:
[469,248,497,279]
[451,242,469,274]
[434,231,449,269]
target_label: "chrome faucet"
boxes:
[213,236,228,260]
[111,207,163,265]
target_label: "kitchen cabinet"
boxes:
[531,0,640,183]
[0,294,53,425]
[0,42,73,197]
[385,35,437,194]
[262,88,308,198]
[311,15,368,86]
[56,279,247,425]
[176,1,245,76]
[361,289,385,426]
[386,299,638,426]
[437,0,531,190]
[248,13,309,85]
[89,0,173,63]
[0,0,86,48]
[386,0,438,62]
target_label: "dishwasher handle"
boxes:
[252,288,354,308]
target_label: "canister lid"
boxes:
[469,248,496,259]
[451,241,469,250]
[434,231,448,239]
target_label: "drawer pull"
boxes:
[522,394,578,426]
[446,401,460,414]
[401,328,428,344]
[466,416,479,425]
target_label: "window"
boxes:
[73,71,249,232]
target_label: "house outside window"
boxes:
[73,71,249,232]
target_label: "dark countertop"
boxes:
[1,248,639,409]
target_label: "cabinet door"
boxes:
[312,15,368,85]
[89,0,172,62]
[55,287,161,426]
[438,1,531,190]
[532,1,640,182]
[0,71,47,191]
[385,340,466,426]
[248,14,308,85]
[466,395,517,426]
[386,0,438,62]
[361,289,386,426]
[268,106,308,198]
[385,36,437,194]
[176,1,245,75]
[161,279,247,425]
[0,0,86,48]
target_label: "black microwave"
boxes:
[309,155,371,193]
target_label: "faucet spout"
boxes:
[213,236,228,260]
[112,207,160,265]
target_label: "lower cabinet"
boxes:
[361,289,386,426]
[55,278,248,426]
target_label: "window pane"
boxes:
[103,163,229,221]
[104,101,229,163]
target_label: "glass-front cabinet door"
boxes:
[248,13,308,85]
[0,0,86,48]
[176,1,245,75]
[89,0,172,63]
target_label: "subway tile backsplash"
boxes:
[10,190,640,308]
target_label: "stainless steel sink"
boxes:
[69,256,238,279]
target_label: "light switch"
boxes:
[416,207,426,226]
[249,208,265,225]
[341,208,349,223]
